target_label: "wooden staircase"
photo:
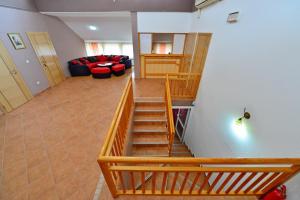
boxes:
[132,98,169,157]
[131,99,201,191]
[171,135,193,157]
[98,77,300,198]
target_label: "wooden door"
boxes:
[0,40,32,112]
[27,32,64,87]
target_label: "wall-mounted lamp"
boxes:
[236,107,251,124]
[232,107,251,140]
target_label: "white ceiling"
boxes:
[42,12,133,42]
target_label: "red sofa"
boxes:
[68,55,132,76]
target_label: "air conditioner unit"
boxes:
[195,0,220,9]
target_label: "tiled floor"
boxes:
[0,72,131,200]
[0,71,255,200]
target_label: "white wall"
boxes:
[137,12,191,33]
[184,0,300,199]
[185,0,300,199]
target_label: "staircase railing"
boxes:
[167,72,201,101]
[165,74,175,155]
[98,77,134,196]
[98,76,300,198]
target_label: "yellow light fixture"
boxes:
[232,108,251,140]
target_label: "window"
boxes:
[85,42,134,58]
[152,33,173,54]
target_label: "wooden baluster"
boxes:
[152,172,157,194]
[180,172,190,194]
[235,172,257,193]
[189,172,201,194]
[244,172,269,193]
[262,173,291,194]
[129,172,135,194]
[117,130,124,154]
[116,127,123,148]
[113,140,120,156]
[115,132,122,155]
[225,172,246,194]
[253,172,280,194]
[171,172,179,194]
[161,172,168,194]
[118,171,126,194]
[208,172,224,194]
[198,172,212,194]
[216,172,235,194]
[141,171,145,194]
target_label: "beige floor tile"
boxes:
[28,160,51,183]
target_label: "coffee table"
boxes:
[97,62,113,68]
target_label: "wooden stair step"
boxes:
[134,108,165,112]
[134,115,166,120]
[133,130,167,135]
[132,146,169,157]
[133,134,168,142]
[134,109,166,117]
[133,124,167,132]
[135,100,165,107]
[133,118,167,125]
[132,141,169,147]
[172,147,190,152]
[171,153,193,157]
[134,119,167,122]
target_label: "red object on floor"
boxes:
[91,67,111,78]
[112,64,125,72]
[111,64,125,76]
[91,67,110,74]
[263,185,286,200]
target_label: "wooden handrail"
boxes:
[165,74,175,155]
[99,77,133,156]
[97,75,300,198]
[98,156,300,165]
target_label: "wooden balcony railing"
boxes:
[165,75,175,155]
[167,73,201,101]
[98,76,300,198]
[99,157,300,197]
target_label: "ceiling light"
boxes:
[88,25,97,31]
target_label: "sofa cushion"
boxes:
[79,58,90,64]
[70,60,82,65]
[96,55,108,62]
[112,55,122,62]
[86,63,98,70]
[86,56,98,63]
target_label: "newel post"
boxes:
[98,160,118,198]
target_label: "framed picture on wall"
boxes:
[7,33,26,50]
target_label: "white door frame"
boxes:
[173,106,193,142]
